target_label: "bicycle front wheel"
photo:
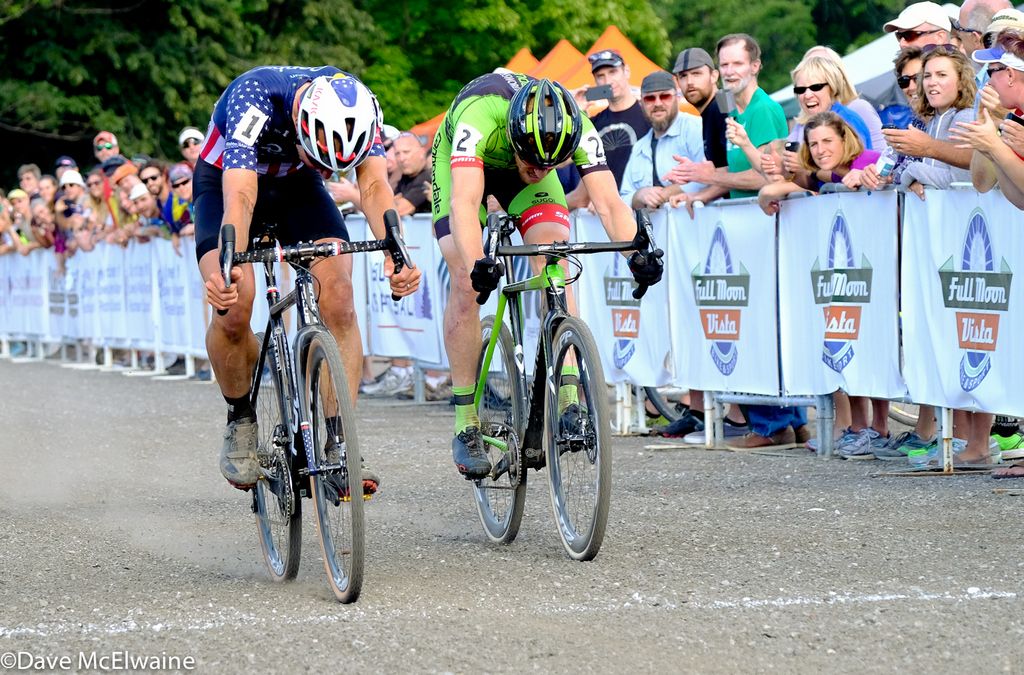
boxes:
[472,316,527,544]
[305,329,364,603]
[253,339,301,582]
[544,317,611,561]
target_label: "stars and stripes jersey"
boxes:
[199,66,386,177]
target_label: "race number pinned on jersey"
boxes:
[450,123,484,169]
[232,105,270,146]
[577,129,607,169]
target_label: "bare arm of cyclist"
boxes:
[356,155,421,296]
[580,169,637,242]
[449,163,487,272]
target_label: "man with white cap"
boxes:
[56,169,89,233]
[883,1,953,47]
[879,3,971,170]
[178,127,204,168]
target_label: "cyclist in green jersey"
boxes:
[431,73,663,478]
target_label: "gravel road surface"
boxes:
[0,360,1020,673]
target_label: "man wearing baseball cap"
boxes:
[178,127,204,169]
[883,1,953,47]
[93,131,120,164]
[674,47,728,168]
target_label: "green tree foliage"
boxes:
[357,0,669,127]
[0,0,895,180]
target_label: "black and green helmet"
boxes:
[506,78,583,168]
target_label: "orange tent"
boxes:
[559,25,668,90]
[504,47,539,73]
[527,39,586,82]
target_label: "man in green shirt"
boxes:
[664,33,788,202]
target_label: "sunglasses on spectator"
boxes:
[181,139,201,149]
[897,73,920,89]
[172,178,191,188]
[950,18,982,35]
[987,65,1009,78]
[642,92,675,103]
[95,142,114,151]
[793,82,829,95]
[895,28,943,42]
[141,174,161,183]
[921,43,959,55]
[86,180,102,187]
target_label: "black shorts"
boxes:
[193,160,349,261]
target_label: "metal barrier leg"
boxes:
[704,391,718,449]
[815,393,836,458]
[413,363,425,404]
[939,406,954,474]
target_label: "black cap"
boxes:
[640,71,676,95]
[100,156,126,177]
[588,49,625,72]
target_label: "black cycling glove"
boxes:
[471,257,505,294]
[627,248,664,287]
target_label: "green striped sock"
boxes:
[452,385,479,434]
[558,365,580,412]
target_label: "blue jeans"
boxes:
[742,405,807,437]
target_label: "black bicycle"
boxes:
[219,210,411,603]
[472,209,659,560]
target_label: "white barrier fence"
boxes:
[2,191,1023,418]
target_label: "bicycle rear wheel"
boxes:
[305,329,364,603]
[544,317,611,561]
[472,316,527,544]
[253,338,301,582]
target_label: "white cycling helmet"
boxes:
[296,73,382,172]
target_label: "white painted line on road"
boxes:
[1,587,1016,639]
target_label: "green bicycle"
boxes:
[471,210,659,560]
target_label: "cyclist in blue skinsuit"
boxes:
[194,66,420,492]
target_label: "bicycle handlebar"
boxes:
[217,209,414,313]
[475,208,661,305]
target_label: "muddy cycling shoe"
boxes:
[324,436,380,499]
[220,418,261,490]
[452,426,491,479]
[559,403,588,438]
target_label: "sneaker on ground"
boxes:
[914,438,967,467]
[220,418,261,489]
[874,430,919,460]
[360,369,412,396]
[994,433,1024,459]
[655,410,704,438]
[452,426,491,479]
[835,428,880,459]
[682,420,748,444]
[166,357,187,375]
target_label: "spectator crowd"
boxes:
[5,0,1024,473]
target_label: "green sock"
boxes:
[558,366,580,413]
[452,385,479,433]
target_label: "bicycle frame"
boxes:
[249,256,330,486]
[475,244,571,462]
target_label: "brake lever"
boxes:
[383,209,413,302]
[217,224,235,316]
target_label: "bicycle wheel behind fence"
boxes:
[472,316,528,544]
[544,317,612,561]
[253,339,302,582]
[305,329,365,603]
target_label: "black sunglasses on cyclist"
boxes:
[897,73,920,89]
[793,82,828,96]
[895,28,943,42]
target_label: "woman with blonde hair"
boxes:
[803,46,886,149]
